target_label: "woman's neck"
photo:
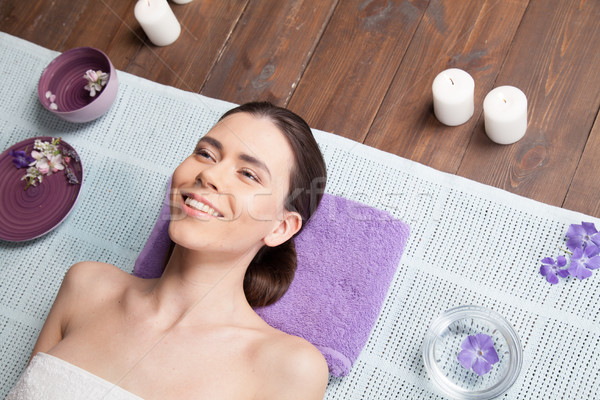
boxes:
[142,244,258,328]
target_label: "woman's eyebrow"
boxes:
[239,153,271,180]
[198,136,222,150]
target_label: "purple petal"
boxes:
[566,224,586,250]
[567,224,585,239]
[557,269,570,278]
[585,255,600,270]
[540,265,551,276]
[584,244,600,258]
[568,262,593,280]
[581,222,598,235]
[457,349,476,370]
[11,153,34,168]
[592,234,600,247]
[541,257,555,265]
[482,345,499,365]
[566,239,582,251]
[556,255,567,267]
[472,358,492,376]
[475,333,493,349]
[462,335,478,352]
[545,272,559,285]
[571,247,583,260]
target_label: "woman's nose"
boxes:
[194,166,220,192]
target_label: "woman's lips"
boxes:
[181,193,224,218]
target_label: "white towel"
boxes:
[7,353,142,400]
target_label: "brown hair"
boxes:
[219,102,327,307]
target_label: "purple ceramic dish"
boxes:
[0,136,84,242]
[38,47,118,123]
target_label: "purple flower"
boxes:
[540,256,569,284]
[568,245,600,280]
[566,222,600,251]
[10,150,35,168]
[457,333,499,376]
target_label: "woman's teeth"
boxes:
[184,197,221,217]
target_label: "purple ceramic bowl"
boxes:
[38,47,118,123]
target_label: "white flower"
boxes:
[47,154,65,172]
[19,137,69,190]
[83,69,109,97]
[97,71,109,86]
[21,167,43,187]
[85,69,99,82]
[36,159,50,175]
[31,150,42,160]
[45,91,58,110]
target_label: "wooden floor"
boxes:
[2,0,600,218]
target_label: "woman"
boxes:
[8,102,329,399]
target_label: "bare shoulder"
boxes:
[62,261,133,299]
[58,261,141,320]
[259,330,329,400]
[31,261,134,356]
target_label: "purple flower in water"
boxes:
[10,150,35,169]
[457,333,499,376]
[568,245,600,280]
[540,256,569,285]
[566,222,600,251]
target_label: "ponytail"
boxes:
[244,239,297,307]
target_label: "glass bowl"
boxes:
[423,305,522,399]
[38,46,118,123]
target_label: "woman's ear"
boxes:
[264,211,302,247]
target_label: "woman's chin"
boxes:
[168,218,221,251]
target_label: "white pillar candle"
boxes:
[483,86,528,145]
[134,0,181,47]
[171,0,194,4]
[432,68,475,126]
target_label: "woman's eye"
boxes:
[195,148,214,161]
[240,168,259,182]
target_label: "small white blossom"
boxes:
[83,69,110,97]
[45,91,58,110]
[19,138,67,190]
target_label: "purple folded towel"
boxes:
[134,181,410,376]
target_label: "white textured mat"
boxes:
[1,32,599,399]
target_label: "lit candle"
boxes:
[134,0,181,47]
[432,68,475,126]
[483,86,528,145]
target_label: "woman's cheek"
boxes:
[245,192,281,223]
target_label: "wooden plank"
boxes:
[61,0,248,92]
[61,0,141,72]
[563,112,600,218]
[0,0,89,50]
[122,0,249,92]
[287,0,429,139]
[363,0,529,173]
[457,0,600,209]
[201,0,338,106]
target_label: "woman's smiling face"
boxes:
[169,112,299,258]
